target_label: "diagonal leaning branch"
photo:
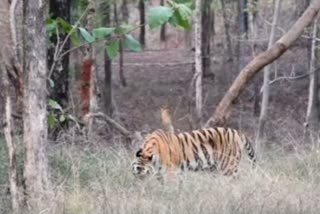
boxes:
[205,0,320,127]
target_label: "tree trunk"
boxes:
[250,0,260,117]
[235,0,249,72]
[85,1,98,136]
[114,2,127,87]
[201,0,214,78]
[139,0,146,46]
[194,0,203,122]
[304,17,319,136]
[121,0,129,22]
[256,0,281,149]
[23,0,50,211]
[160,0,166,43]
[48,0,70,107]
[119,40,126,87]
[2,72,19,214]
[205,0,320,127]
[220,0,233,60]
[0,2,20,212]
[104,3,113,115]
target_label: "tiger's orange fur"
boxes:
[132,127,256,178]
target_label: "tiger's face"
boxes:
[131,136,159,178]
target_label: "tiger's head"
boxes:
[131,133,161,178]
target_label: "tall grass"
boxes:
[1,139,320,214]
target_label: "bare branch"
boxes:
[9,0,18,51]
[84,112,132,137]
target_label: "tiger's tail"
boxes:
[244,138,256,168]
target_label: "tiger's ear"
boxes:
[136,149,142,157]
[161,105,174,134]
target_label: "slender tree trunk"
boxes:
[205,0,320,127]
[48,0,70,107]
[0,3,20,210]
[236,0,248,72]
[194,0,203,122]
[2,74,19,214]
[23,0,50,211]
[256,0,281,149]
[119,40,126,87]
[160,0,166,43]
[220,0,233,60]
[121,0,129,22]
[139,0,146,46]
[202,0,214,78]
[114,2,127,87]
[0,2,23,211]
[85,1,98,136]
[104,3,113,115]
[304,16,319,137]
[250,0,260,117]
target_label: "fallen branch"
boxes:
[84,112,131,137]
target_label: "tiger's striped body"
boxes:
[132,127,256,178]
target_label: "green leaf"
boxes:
[106,40,120,59]
[48,99,63,112]
[57,17,72,33]
[124,35,143,52]
[167,1,192,30]
[148,6,174,29]
[47,19,58,34]
[79,27,95,43]
[48,113,56,129]
[93,27,115,39]
[170,10,191,30]
[59,114,66,122]
[70,31,81,47]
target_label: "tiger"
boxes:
[131,107,256,179]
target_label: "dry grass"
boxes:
[1,136,320,214]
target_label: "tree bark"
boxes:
[121,0,129,22]
[235,0,249,72]
[304,16,319,136]
[0,2,20,212]
[103,3,113,116]
[2,74,19,214]
[220,0,233,59]
[23,0,50,211]
[205,0,320,127]
[194,0,203,122]
[139,0,146,46]
[256,0,281,149]
[160,0,166,43]
[114,2,127,87]
[201,0,214,78]
[249,0,259,117]
[86,1,98,136]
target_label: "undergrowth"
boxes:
[1,138,320,214]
